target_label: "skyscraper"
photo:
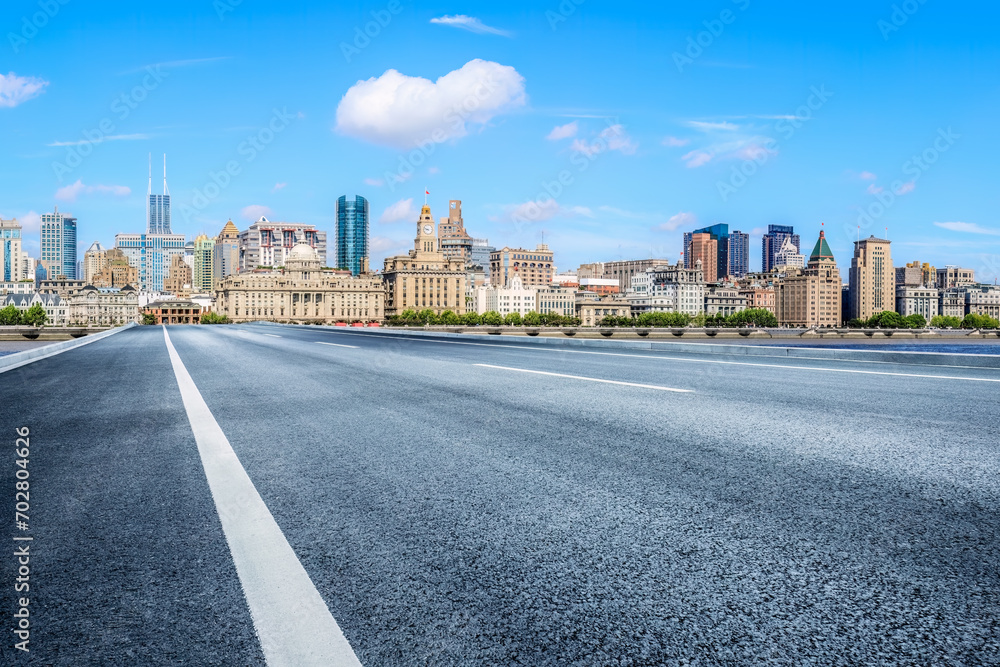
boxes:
[40,207,78,279]
[193,234,214,293]
[848,235,894,321]
[762,225,800,273]
[148,154,171,234]
[438,200,473,264]
[336,195,369,275]
[683,223,729,280]
[685,232,718,283]
[727,230,750,277]
[213,219,240,286]
[1,218,24,282]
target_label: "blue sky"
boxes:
[2,0,999,279]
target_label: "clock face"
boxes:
[423,225,433,235]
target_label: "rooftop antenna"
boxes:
[147,153,152,231]
[163,154,169,195]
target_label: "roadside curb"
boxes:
[0,323,139,374]
[258,323,1000,370]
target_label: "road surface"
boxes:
[2,323,998,665]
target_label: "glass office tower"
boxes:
[336,195,369,275]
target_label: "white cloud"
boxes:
[272,182,287,192]
[335,59,527,149]
[662,136,690,147]
[380,198,416,223]
[429,15,511,37]
[241,204,272,221]
[570,124,637,157]
[894,181,915,195]
[0,72,49,108]
[859,171,877,181]
[569,206,594,218]
[598,206,649,220]
[682,150,713,168]
[687,120,739,132]
[364,177,385,187]
[749,226,767,236]
[504,199,561,223]
[18,211,41,234]
[371,236,407,253]
[933,221,1000,236]
[660,212,697,231]
[55,180,131,203]
[546,121,578,140]
[867,183,883,195]
[428,166,440,174]
[47,133,149,147]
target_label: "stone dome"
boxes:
[287,243,318,261]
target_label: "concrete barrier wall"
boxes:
[261,323,1000,370]
[0,323,138,374]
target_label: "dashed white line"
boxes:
[261,333,282,338]
[318,330,1000,383]
[163,327,361,667]
[315,342,359,349]
[476,363,694,393]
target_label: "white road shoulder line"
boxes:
[476,363,693,393]
[163,327,361,667]
[315,341,359,349]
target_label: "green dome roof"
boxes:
[810,231,834,260]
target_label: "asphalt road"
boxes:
[2,323,999,665]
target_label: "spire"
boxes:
[163,154,169,195]
[810,230,835,261]
[147,153,152,231]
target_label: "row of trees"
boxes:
[0,304,49,326]
[385,309,582,327]
[848,311,999,329]
[846,311,927,329]
[598,308,779,329]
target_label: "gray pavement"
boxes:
[3,323,999,665]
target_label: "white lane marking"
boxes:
[315,341,359,349]
[476,363,693,393]
[163,327,361,667]
[318,330,1000,383]
[261,333,281,338]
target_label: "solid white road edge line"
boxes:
[163,327,362,667]
[476,363,694,393]
[315,342,359,349]
[261,333,282,337]
[323,330,1000,383]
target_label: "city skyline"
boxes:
[2,1,999,280]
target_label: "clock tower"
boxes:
[414,204,438,255]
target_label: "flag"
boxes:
[425,190,430,195]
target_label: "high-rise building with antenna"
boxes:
[147,153,171,234]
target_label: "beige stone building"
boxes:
[577,295,632,327]
[602,259,670,292]
[91,248,139,289]
[848,236,894,320]
[69,285,140,326]
[164,254,192,297]
[82,241,108,283]
[438,200,473,264]
[217,243,383,323]
[936,266,975,290]
[382,204,466,316]
[775,231,842,327]
[490,244,555,288]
